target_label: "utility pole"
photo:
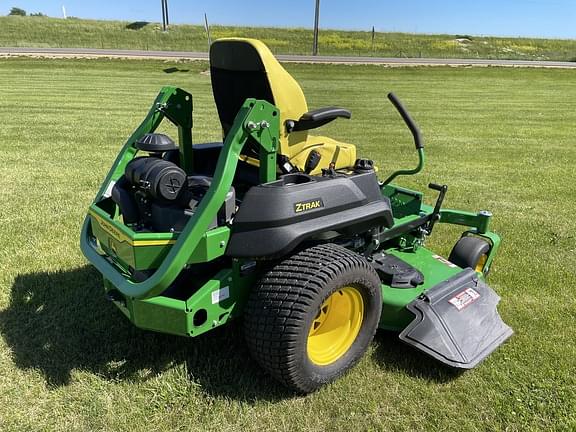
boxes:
[312,0,320,56]
[161,0,166,31]
[161,0,169,32]
[164,0,170,26]
[204,13,212,49]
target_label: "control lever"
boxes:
[304,150,322,174]
[426,183,447,235]
[382,93,425,185]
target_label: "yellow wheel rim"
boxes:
[475,254,488,273]
[307,286,364,366]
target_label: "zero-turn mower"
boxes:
[81,38,513,393]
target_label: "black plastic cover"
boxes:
[227,171,393,258]
[292,107,351,132]
[111,176,139,224]
[125,157,186,201]
[354,159,375,174]
[136,133,178,153]
[399,269,513,369]
[151,204,195,232]
[371,252,424,289]
[149,177,236,232]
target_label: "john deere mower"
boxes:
[80,38,512,393]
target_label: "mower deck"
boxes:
[88,182,502,343]
[101,242,466,337]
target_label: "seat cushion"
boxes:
[288,135,357,175]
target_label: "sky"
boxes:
[3,0,576,39]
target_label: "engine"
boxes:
[111,133,235,232]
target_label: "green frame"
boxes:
[81,87,280,300]
[81,87,501,338]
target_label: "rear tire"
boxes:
[448,236,491,273]
[244,243,382,393]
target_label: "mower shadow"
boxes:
[372,331,463,383]
[0,266,457,397]
[0,266,289,401]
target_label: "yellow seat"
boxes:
[209,38,356,175]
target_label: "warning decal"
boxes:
[448,288,481,311]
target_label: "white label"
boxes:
[103,180,116,198]
[448,288,481,311]
[432,254,457,268]
[211,286,230,304]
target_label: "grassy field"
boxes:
[2,15,576,61]
[0,57,575,431]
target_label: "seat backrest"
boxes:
[210,38,309,159]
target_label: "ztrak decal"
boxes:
[294,198,324,213]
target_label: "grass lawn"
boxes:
[0,57,574,431]
[3,15,576,61]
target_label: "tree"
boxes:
[8,7,26,16]
[30,12,46,17]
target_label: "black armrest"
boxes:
[287,107,351,132]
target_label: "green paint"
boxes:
[82,86,501,339]
[81,91,280,299]
[378,246,463,331]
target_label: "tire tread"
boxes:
[244,243,381,393]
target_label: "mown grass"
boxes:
[2,15,576,60]
[0,57,575,431]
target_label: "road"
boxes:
[1,46,576,68]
